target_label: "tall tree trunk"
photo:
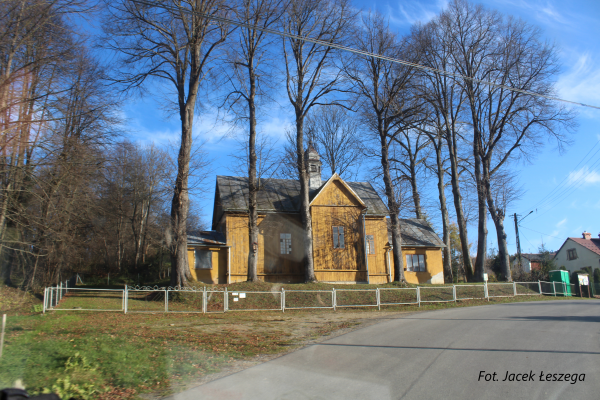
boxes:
[484,162,511,281]
[473,145,487,282]
[445,129,473,281]
[247,70,258,282]
[170,105,194,287]
[380,129,404,282]
[409,157,423,219]
[434,138,452,282]
[296,114,316,282]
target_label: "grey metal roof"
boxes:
[521,252,555,262]
[388,218,446,248]
[188,231,227,246]
[215,175,389,216]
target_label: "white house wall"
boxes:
[554,239,600,273]
[511,258,532,273]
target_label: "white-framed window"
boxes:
[195,249,212,269]
[280,233,292,254]
[366,235,375,255]
[406,254,426,272]
[333,226,345,249]
[567,248,578,260]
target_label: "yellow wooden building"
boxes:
[187,147,445,285]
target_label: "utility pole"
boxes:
[513,210,533,273]
[514,213,522,272]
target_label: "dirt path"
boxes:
[140,309,417,399]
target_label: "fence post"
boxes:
[538,280,542,295]
[553,281,556,296]
[49,287,53,309]
[513,281,517,297]
[59,282,63,302]
[332,288,336,311]
[281,288,285,313]
[376,288,380,311]
[417,287,421,307]
[165,289,169,312]
[124,285,128,314]
[42,288,47,314]
[453,285,456,302]
[224,288,228,312]
[203,287,207,314]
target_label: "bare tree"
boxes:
[345,12,422,282]
[417,118,452,280]
[417,15,475,281]
[101,0,229,286]
[223,0,283,282]
[389,129,430,219]
[281,0,354,282]
[228,132,280,180]
[305,106,362,180]
[440,0,576,281]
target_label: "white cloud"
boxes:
[556,52,600,111]
[568,167,600,186]
[490,0,574,27]
[556,218,567,227]
[386,0,448,26]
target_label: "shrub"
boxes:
[38,352,105,400]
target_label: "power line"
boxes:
[520,225,563,240]
[520,230,536,252]
[526,153,600,223]
[131,0,600,111]
[523,139,600,213]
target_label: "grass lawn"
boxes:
[0,283,585,399]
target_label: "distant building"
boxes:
[511,253,555,273]
[553,231,600,273]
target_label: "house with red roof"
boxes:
[553,232,600,273]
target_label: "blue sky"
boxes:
[118,0,600,256]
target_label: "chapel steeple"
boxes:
[305,144,322,190]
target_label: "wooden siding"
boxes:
[364,217,391,284]
[227,213,305,283]
[187,247,227,284]
[311,179,364,207]
[394,248,444,284]
[311,177,367,282]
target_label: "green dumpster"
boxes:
[549,270,571,296]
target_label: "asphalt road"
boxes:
[167,300,600,400]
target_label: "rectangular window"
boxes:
[195,250,212,269]
[405,254,426,272]
[280,233,292,254]
[333,226,345,249]
[567,248,578,260]
[366,235,375,255]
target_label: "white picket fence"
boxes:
[42,280,577,314]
